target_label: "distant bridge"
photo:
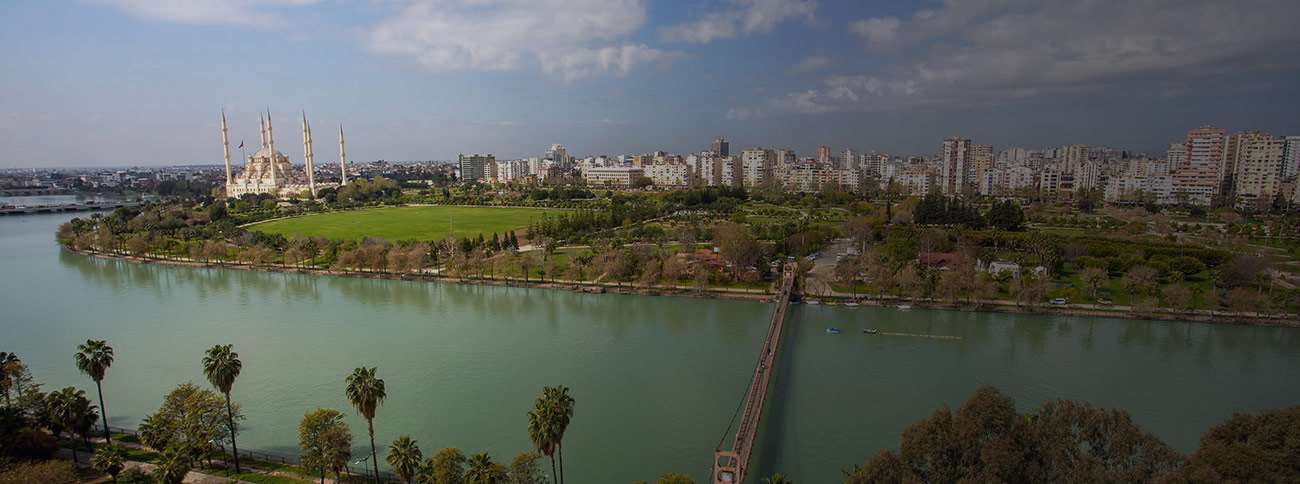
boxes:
[0,187,72,196]
[712,262,796,483]
[0,200,145,216]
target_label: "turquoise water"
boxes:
[3,212,1299,482]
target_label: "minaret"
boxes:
[267,110,277,186]
[220,109,232,186]
[338,124,348,185]
[258,114,267,149]
[302,111,316,197]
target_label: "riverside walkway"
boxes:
[712,262,797,483]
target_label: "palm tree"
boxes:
[387,435,422,484]
[202,344,244,473]
[0,351,19,406]
[92,444,127,482]
[346,366,386,484]
[75,339,114,441]
[465,452,501,484]
[527,406,557,484]
[48,386,97,462]
[544,386,574,484]
[762,473,792,484]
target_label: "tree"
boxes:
[346,366,387,484]
[527,405,558,483]
[654,473,694,484]
[92,444,127,483]
[138,383,240,465]
[153,443,192,484]
[1225,287,1266,314]
[0,351,20,406]
[47,386,97,461]
[388,435,424,484]
[201,344,243,473]
[541,386,574,484]
[1123,266,1159,296]
[1184,405,1300,482]
[845,385,1183,483]
[761,473,792,484]
[74,339,114,441]
[715,222,760,277]
[1162,285,1193,310]
[465,452,506,483]
[506,452,545,484]
[420,447,468,484]
[299,408,352,484]
[1080,267,1109,299]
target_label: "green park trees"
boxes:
[298,408,353,484]
[845,385,1184,483]
[137,383,241,472]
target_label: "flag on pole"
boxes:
[237,140,245,149]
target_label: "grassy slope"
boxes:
[251,206,555,241]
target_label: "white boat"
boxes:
[896,304,913,310]
[845,302,859,307]
[807,300,820,305]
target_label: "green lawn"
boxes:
[250,206,557,241]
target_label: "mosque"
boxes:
[221,109,348,198]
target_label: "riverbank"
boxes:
[65,246,1298,327]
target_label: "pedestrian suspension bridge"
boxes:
[712,262,797,483]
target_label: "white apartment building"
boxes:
[583,166,643,187]
[741,149,772,188]
[1105,175,1174,204]
[644,162,691,188]
[781,163,859,193]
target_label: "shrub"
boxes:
[0,460,78,484]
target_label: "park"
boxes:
[249,205,557,242]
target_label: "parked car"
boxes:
[1050,297,1069,305]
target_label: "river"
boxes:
[3,210,1299,482]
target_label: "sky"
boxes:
[2,0,1299,168]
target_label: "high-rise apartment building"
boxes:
[458,153,496,182]
[971,144,994,187]
[545,144,569,167]
[1061,145,1089,175]
[741,148,773,188]
[1174,126,1225,199]
[1222,131,1267,195]
[940,137,972,196]
[1166,143,1187,166]
[1233,135,1284,210]
[816,145,832,164]
[1281,136,1300,180]
[711,137,730,157]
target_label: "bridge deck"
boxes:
[713,263,796,483]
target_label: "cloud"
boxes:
[368,0,677,81]
[791,55,831,74]
[751,0,1300,116]
[849,17,899,46]
[660,0,816,44]
[90,0,320,27]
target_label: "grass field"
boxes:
[250,205,556,241]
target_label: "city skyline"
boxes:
[2,0,1300,167]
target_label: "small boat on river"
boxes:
[825,327,842,334]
